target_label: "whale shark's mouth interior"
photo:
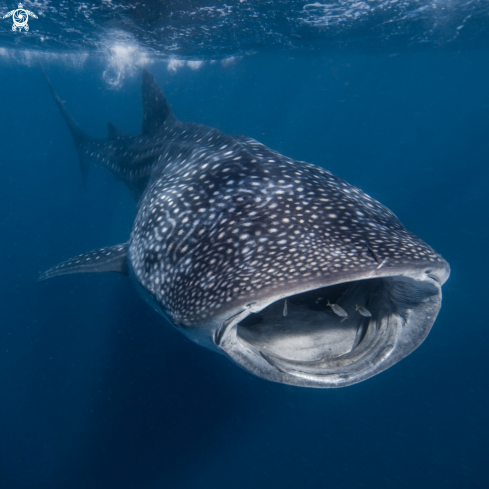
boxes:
[228,275,440,387]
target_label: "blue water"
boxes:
[1,2,489,488]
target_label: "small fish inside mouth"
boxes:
[327,300,349,318]
[236,280,375,363]
[283,299,288,317]
[356,305,372,317]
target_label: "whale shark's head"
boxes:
[128,141,450,388]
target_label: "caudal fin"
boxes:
[42,68,178,195]
[41,67,91,187]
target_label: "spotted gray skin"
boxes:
[39,69,450,388]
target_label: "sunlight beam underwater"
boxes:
[38,69,450,388]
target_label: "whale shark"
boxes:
[39,69,450,388]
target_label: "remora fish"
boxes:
[38,69,450,388]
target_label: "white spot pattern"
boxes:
[123,126,445,326]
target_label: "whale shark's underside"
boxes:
[39,70,450,388]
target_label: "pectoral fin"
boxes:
[37,243,129,283]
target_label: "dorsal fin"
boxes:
[37,243,129,283]
[141,69,176,135]
[107,122,125,140]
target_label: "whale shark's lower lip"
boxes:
[215,264,448,388]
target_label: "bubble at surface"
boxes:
[101,31,151,89]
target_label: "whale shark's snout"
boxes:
[38,68,450,388]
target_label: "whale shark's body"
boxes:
[39,70,450,388]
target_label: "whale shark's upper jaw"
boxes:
[212,259,449,388]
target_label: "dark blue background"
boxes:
[0,50,487,488]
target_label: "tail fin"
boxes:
[41,67,91,187]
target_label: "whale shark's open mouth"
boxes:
[216,270,445,387]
